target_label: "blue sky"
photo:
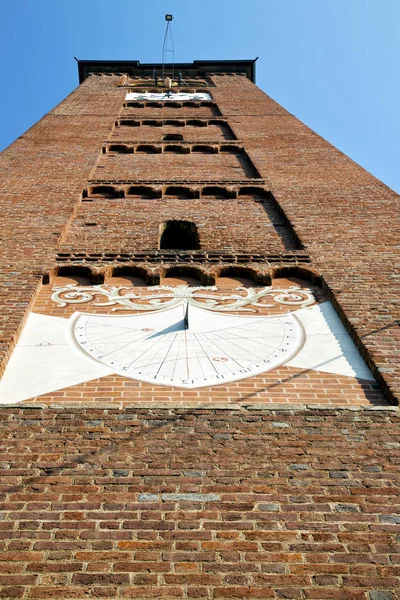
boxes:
[1,0,400,193]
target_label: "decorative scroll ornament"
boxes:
[51,285,315,313]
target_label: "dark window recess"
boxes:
[89,185,123,198]
[127,186,161,198]
[164,145,189,154]
[163,134,184,141]
[192,145,216,153]
[165,186,198,199]
[136,145,161,154]
[202,186,234,199]
[160,221,200,250]
[108,145,133,154]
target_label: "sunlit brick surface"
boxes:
[0,407,398,599]
[61,197,293,254]
[121,105,220,118]
[93,152,259,181]
[111,123,234,142]
[22,369,383,408]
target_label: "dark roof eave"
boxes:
[77,59,257,84]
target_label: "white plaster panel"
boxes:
[287,302,374,380]
[0,313,112,404]
[0,299,375,404]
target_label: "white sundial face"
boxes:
[71,303,304,389]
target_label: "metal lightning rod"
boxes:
[162,14,174,86]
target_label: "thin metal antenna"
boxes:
[162,14,174,86]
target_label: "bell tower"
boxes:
[0,56,398,600]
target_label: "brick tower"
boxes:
[0,60,398,598]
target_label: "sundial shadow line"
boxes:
[146,319,187,338]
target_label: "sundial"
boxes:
[72,301,303,389]
[0,284,375,404]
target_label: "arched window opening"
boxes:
[273,267,322,289]
[142,120,162,127]
[127,186,161,199]
[187,119,208,127]
[164,145,189,154]
[192,145,217,154]
[164,186,198,199]
[119,120,140,127]
[107,266,148,286]
[124,102,144,108]
[89,185,123,199]
[162,134,184,141]
[55,266,94,286]
[108,145,133,154]
[201,186,233,199]
[159,221,200,250]
[165,120,185,127]
[162,266,204,286]
[136,145,162,154]
[220,145,241,154]
[217,267,259,287]
[186,119,206,127]
[238,187,269,200]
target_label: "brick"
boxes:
[258,503,280,512]
[72,574,129,585]
[161,493,220,502]
[214,588,275,598]
[122,586,183,598]
[0,588,25,599]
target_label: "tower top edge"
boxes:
[76,59,257,84]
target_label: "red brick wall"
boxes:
[61,195,292,254]
[93,152,259,181]
[0,406,398,599]
[121,105,219,118]
[112,122,234,142]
